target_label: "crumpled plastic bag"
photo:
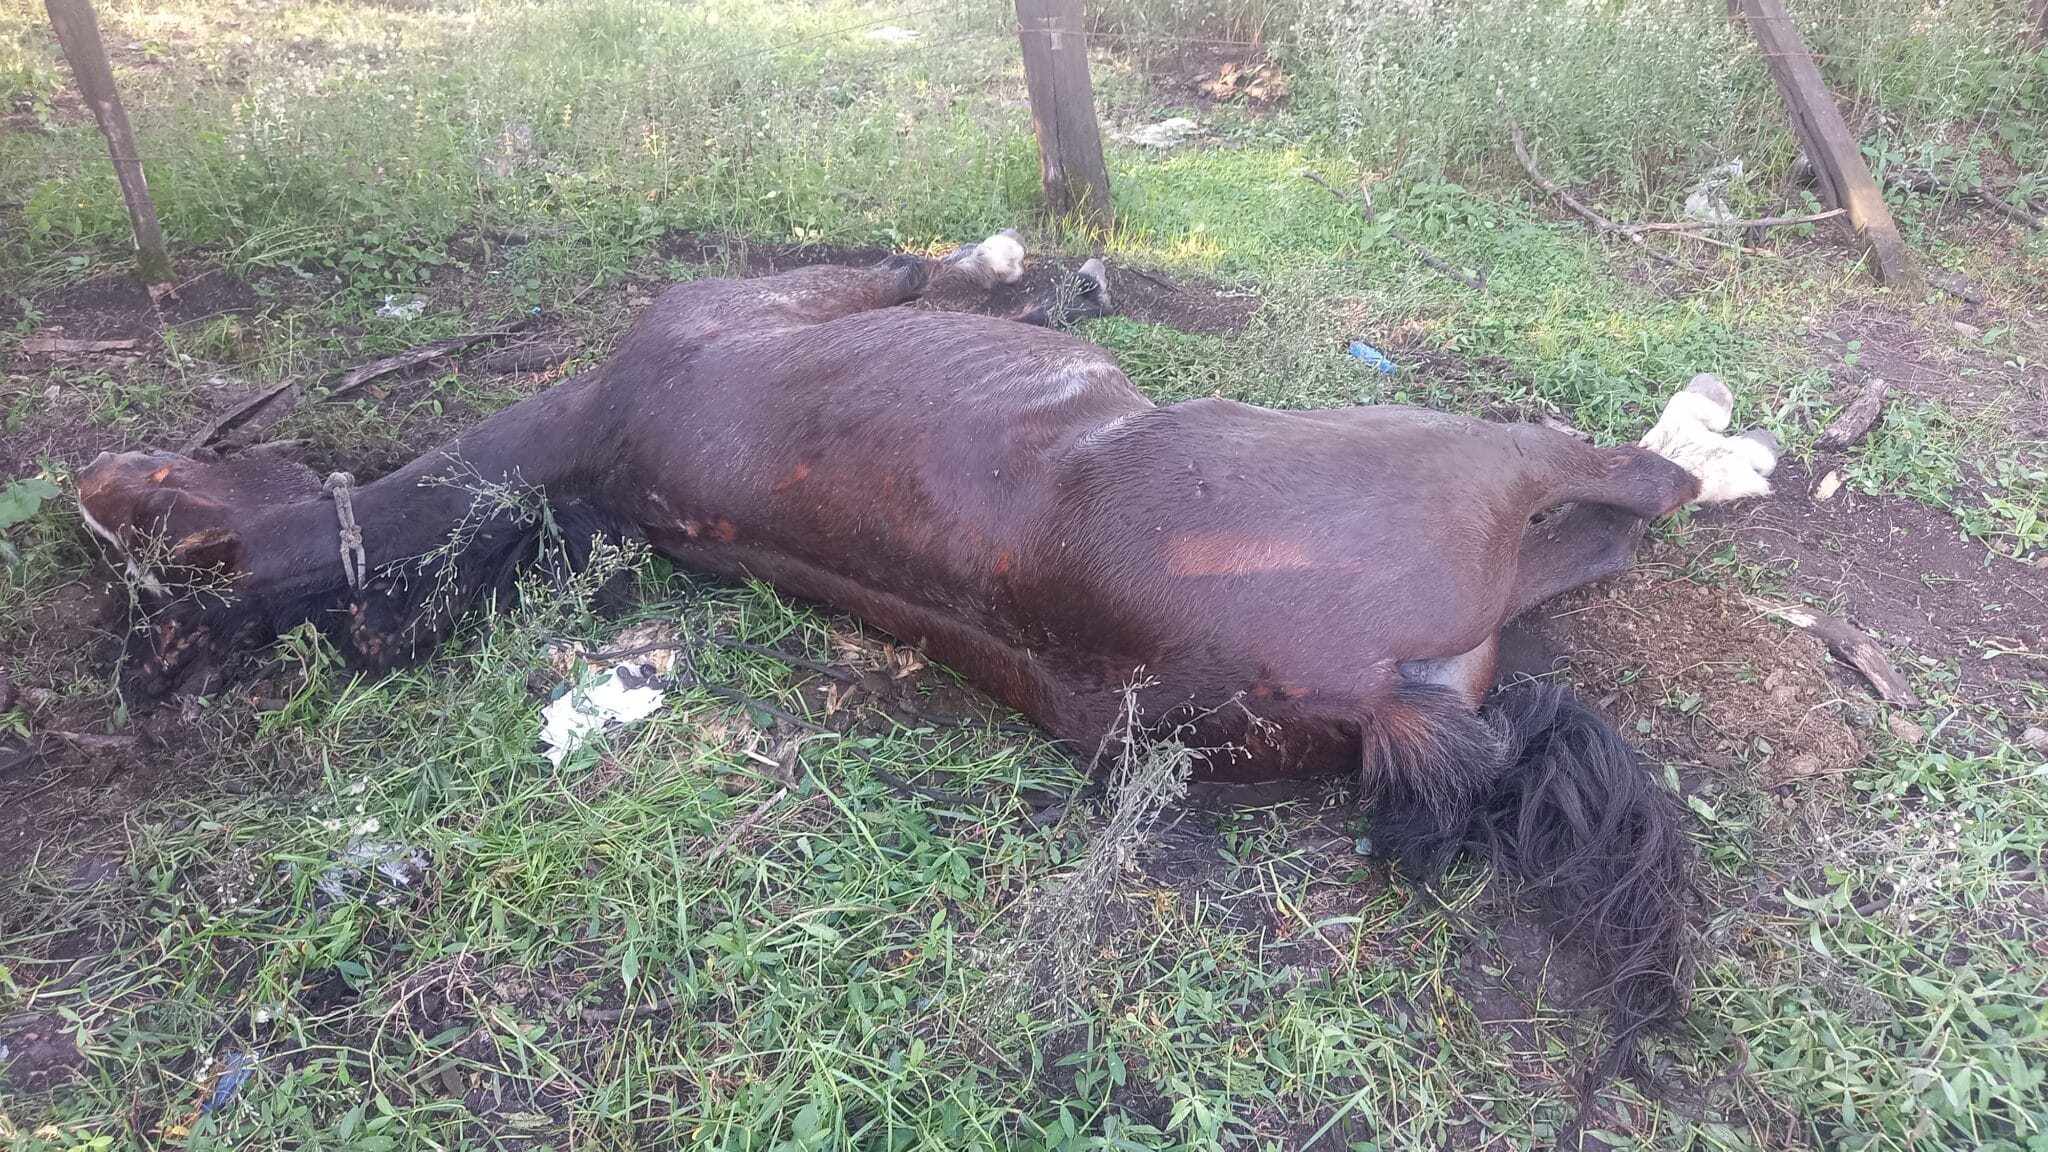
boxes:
[539,663,668,767]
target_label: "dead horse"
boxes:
[78,232,1777,1080]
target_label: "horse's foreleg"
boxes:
[1010,258,1112,329]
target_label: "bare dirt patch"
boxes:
[1811,300,2046,431]
[1,270,272,477]
[1137,42,1290,115]
[1519,554,1870,785]
[7,268,265,348]
[1709,462,2048,720]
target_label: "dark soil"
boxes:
[1711,462,2048,720]
[1136,41,1291,115]
[0,1013,84,1093]
[1522,552,1870,784]
[1738,299,2048,727]
[1,271,272,479]
[5,268,264,347]
[1813,301,2047,432]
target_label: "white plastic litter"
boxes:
[867,25,919,43]
[314,839,432,905]
[1682,160,1745,226]
[539,664,667,767]
[1126,117,1202,149]
[377,294,427,320]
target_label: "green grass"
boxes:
[5,563,2046,1150]
[5,0,2048,1148]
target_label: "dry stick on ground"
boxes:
[705,735,833,863]
[1301,170,1488,292]
[579,993,681,1024]
[48,730,140,751]
[1662,230,1775,258]
[184,326,527,452]
[1891,170,2047,231]
[705,634,1039,735]
[1502,111,1704,276]
[705,786,792,864]
[1614,208,1844,233]
[1741,596,1921,707]
[21,337,140,355]
[1816,379,1889,449]
[686,677,989,809]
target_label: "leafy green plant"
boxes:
[0,475,59,566]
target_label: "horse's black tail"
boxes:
[1362,679,1691,1099]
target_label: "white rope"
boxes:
[324,472,367,590]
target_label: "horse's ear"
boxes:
[167,527,242,576]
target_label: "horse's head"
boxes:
[78,448,331,697]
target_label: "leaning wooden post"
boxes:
[2029,0,2047,50]
[1014,0,1112,229]
[1736,0,1908,283]
[43,0,175,294]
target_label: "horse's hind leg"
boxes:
[1506,501,1652,620]
[1511,373,1782,618]
[640,230,1028,339]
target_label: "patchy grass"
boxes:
[4,0,2048,1150]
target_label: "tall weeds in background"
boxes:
[1293,0,1764,199]
[1107,0,2045,205]
[0,0,1036,282]
[3,0,2040,276]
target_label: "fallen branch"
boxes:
[1664,229,1777,257]
[1503,110,1703,276]
[1614,208,1842,234]
[705,785,791,862]
[707,634,1037,735]
[1816,379,1889,449]
[1742,597,1920,707]
[1302,170,1489,292]
[689,680,988,809]
[21,336,139,355]
[184,326,525,452]
[474,341,572,375]
[1890,170,2046,231]
[48,730,140,751]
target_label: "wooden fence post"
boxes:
[1015,0,1111,229]
[2029,0,2047,49]
[1736,0,1909,283]
[44,0,175,293]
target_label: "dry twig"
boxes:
[1742,597,1920,707]
[1503,110,1704,275]
[1615,209,1842,234]
[186,327,526,451]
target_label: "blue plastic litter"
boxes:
[1346,342,1397,374]
[201,1052,257,1115]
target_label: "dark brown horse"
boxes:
[77,234,1776,1096]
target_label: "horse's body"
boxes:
[77,235,1778,1087]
